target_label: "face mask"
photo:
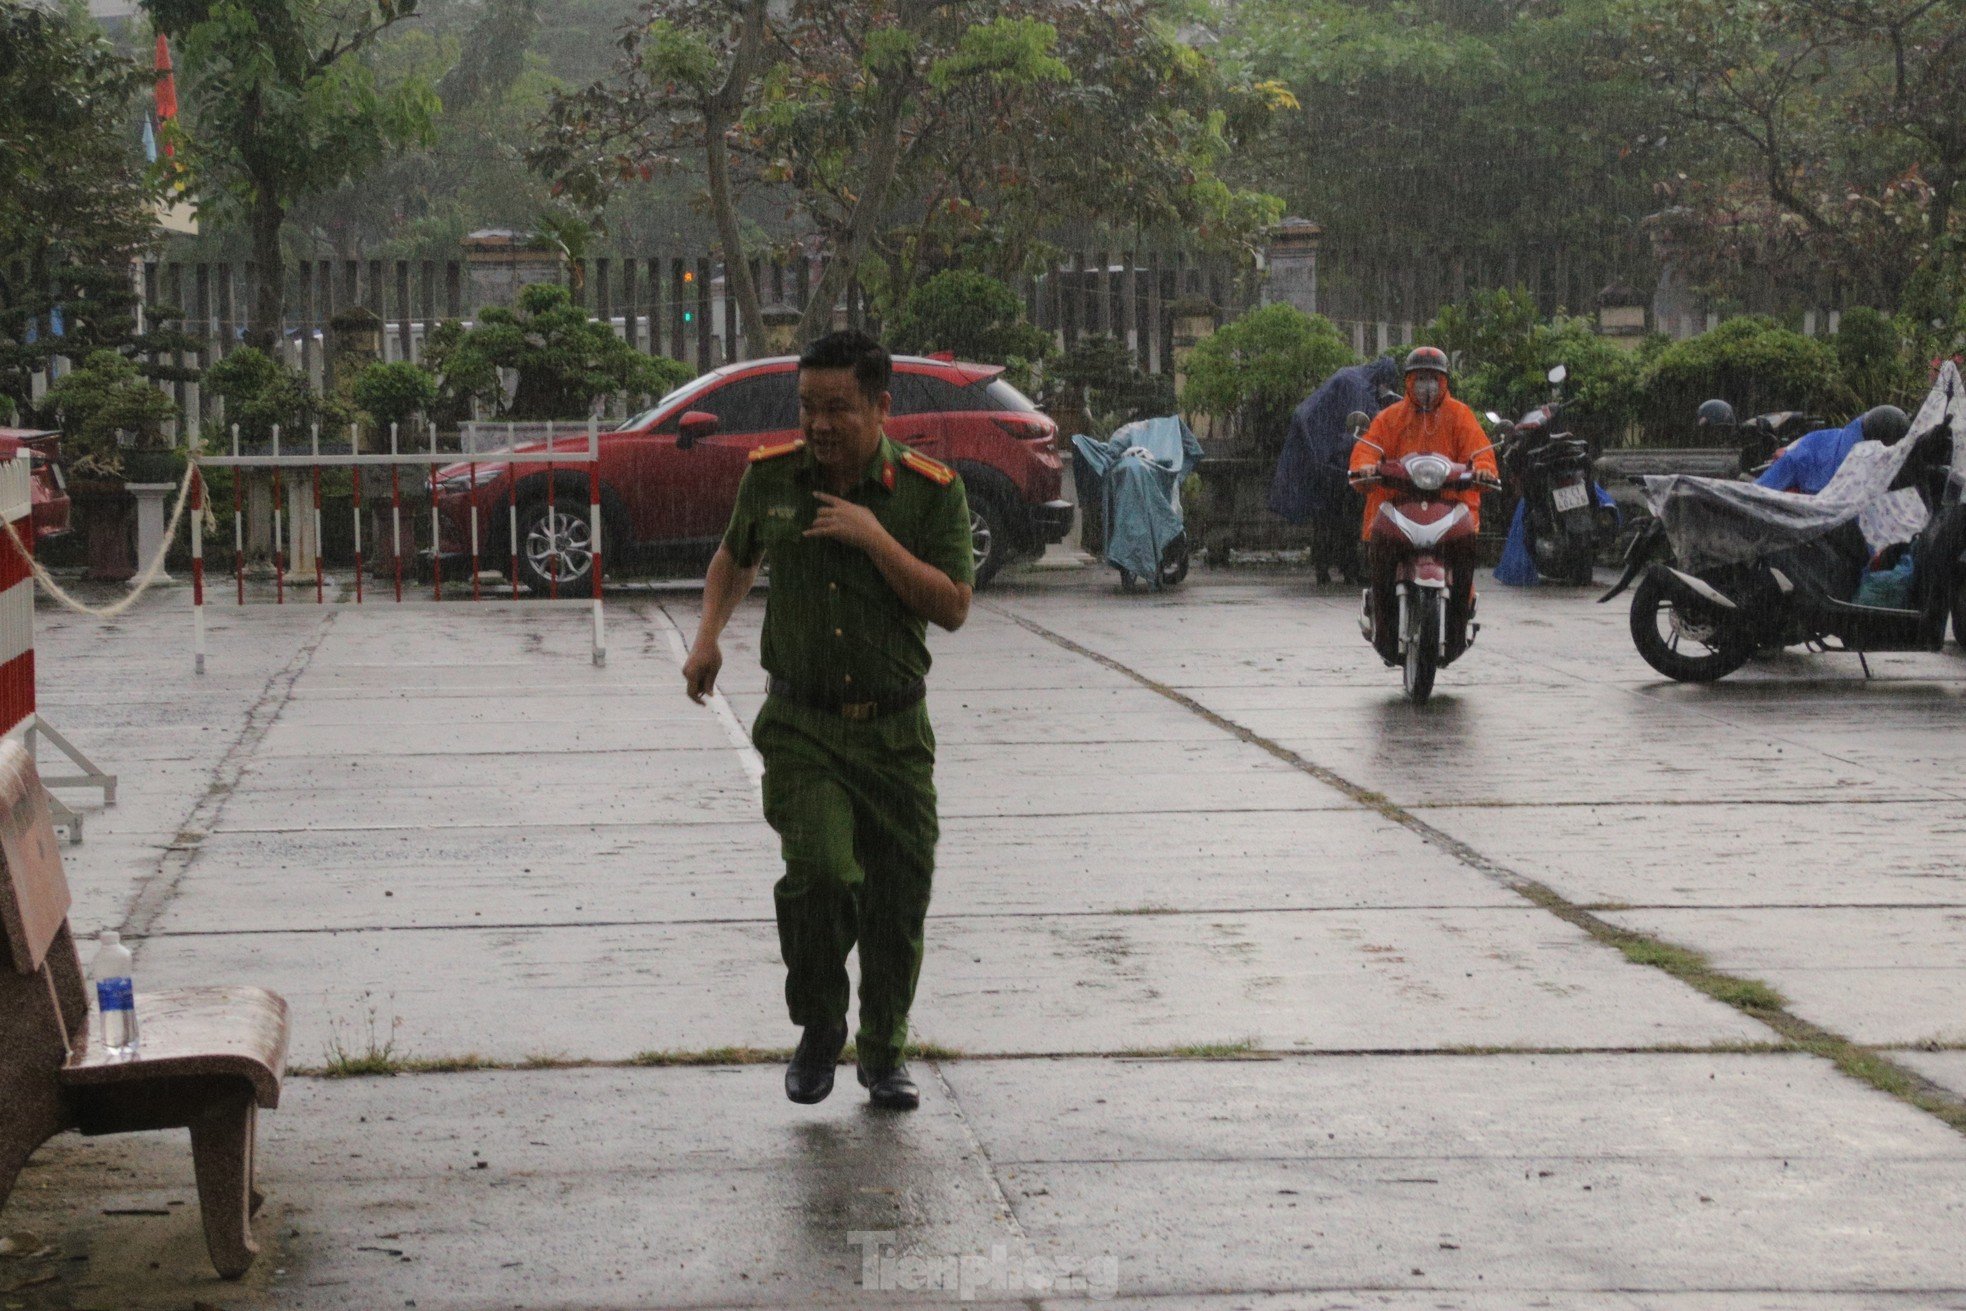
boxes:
[1412,376,1443,409]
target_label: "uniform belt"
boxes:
[767,676,925,722]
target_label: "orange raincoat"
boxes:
[1348,373,1498,539]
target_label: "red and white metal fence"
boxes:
[192,418,608,672]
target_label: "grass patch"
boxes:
[1518,882,1966,1135]
[1803,1036,1966,1135]
[1604,930,1786,1011]
[1437,1041,1792,1057]
[1118,1039,1269,1061]
[627,1046,791,1067]
[316,1051,401,1079]
[909,1041,965,1061]
[403,1054,498,1074]
[320,1002,404,1077]
[303,1052,501,1078]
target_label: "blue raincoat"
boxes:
[1268,357,1401,524]
[1755,417,1865,495]
[1071,417,1203,587]
[1494,489,1619,587]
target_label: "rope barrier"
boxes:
[0,462,199,620]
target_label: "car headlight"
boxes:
[1406,455,1450,492]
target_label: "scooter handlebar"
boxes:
[1372,457,1491,491]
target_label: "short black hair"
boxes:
[798,330,891,403]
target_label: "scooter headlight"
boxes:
[1405,455,1451,492]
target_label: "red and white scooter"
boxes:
[1349,419,1489,703]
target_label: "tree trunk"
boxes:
[247,190,286,351]
[795,79,914,345]
[701,100,768,357]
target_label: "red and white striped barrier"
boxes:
[0,451,36,737]
[192,419,607,672]
[0,449,118,841]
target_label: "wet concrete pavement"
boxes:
[4,558,1965,1308]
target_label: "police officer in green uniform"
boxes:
[684,330,974,1111]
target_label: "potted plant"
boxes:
[422,283,690,421]
[203,348,350,575]
[40,350,180,580]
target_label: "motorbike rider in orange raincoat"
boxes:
[1348,347,1500,665]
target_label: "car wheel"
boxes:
[517,497,595,596]
[969,491,1011,589]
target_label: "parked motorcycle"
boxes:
[1071,416,1203,592]
[1601,363,1965,682]
[1736,410,1827,478]
[1348,410,1491,703]
[1490,366,1618,584]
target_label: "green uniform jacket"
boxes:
[721,435,974,702]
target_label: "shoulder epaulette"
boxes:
[749,439,805,463]
[900,450,956,486]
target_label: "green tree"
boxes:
[290,0,576,253]
[1833,307,1921,407]
[142,0,437,345]
[534,0,1286,344]
[205,345,348,442]
[884,271,1049,367]
[1048,335,1175,437]
[1179,303,1356,455]
[423,283,692,420]
[1638,316,1857,433]
[42,350,181,476]
[1615,0,1966,306]
[0,4,199,415]
[351,359,438,432]
[1219,0,1672,313]
[1423,287,1641,440]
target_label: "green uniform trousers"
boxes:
[753,695,938,1073]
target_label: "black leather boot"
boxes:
[784,1021,848,1104]
[858,1060,920,1111]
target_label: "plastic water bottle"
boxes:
[92,930,139,1057]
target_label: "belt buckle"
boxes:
[840,700,877,722]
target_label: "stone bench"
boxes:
[1594,446,1740,483]
[0,740,288,1279]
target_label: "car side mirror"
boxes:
[1346,410,1371,434]
[677,410,719,450]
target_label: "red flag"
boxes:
[154,34,177,156]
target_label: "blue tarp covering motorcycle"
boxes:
[1071,417,1204,591]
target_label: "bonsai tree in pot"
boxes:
[41,349,179,481]
[40,349,180,580]
[423,283,690,421]
[203,347,350,572]
[351,360,437,440]
[203,346,340,445]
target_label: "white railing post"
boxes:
[588,412,605,667]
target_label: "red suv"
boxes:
[433,355,1069,590]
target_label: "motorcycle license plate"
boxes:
[1551,482,1590,514]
